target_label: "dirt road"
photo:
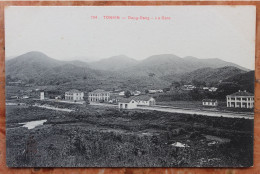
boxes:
[138,105,254,119]
[91,103,254,119]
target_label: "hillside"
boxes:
[6,51,251,92]
[119,54,249,77]
[6,52,170,91]
[89,55,138,71]
[222,70,255,93]
[183,56,249,71]
[6,51,63,81]
[6,51,109,85]
[162,66,246,86]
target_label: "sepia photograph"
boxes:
[5,6,255,167]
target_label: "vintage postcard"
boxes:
[5,6,255,167]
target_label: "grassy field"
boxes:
[6,102,253,167]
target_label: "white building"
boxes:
[22,95,29,99]
[40,92,44,100]
[88,89,110,102]
[148,89,163,94]
[55,96,62,100]
[148,90,157,94]
[203,87,209,90]
[65,89,84,101]
[209,87,218,92]
[118,98,138,109]
[119,91,125,96]
[202,99,218,107]
[134,91,141,96]
[134,96,156,106]
[226,90,254,108]
[183,85,196,91]
[118,95,156,109]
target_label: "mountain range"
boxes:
[89,54,249,76]
[6,51,254,92]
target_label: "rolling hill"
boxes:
[116,54,249,77]
[5,52,170,91]
[6,51,110,85]
[87,54,249,77]
[162,66,246,86]
[6,51,63,81]
[6,51,252,92]
[222,70,255,93]
[89,55,138,71]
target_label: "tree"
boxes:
[192,80,206,87]
[216,82,240,100]
[148,73,156,77]
[83,95,89,104]
[125,90,131,98]
[171,82,181,92]
[28,78,35,84]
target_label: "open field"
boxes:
[6,103,253,167]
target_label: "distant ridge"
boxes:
[6,51,251,90]
[162,66,246,86]
[89,55,138,71]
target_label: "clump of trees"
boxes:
[125,90,131,98]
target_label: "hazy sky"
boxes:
[5,6,256,69]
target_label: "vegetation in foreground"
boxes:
[6,104,253,167]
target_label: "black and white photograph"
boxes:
[5,6,255,167]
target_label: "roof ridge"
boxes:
[228,90,254,96]
[67,89,81,92]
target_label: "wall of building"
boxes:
[202,102,217,106]
[118,101,137,109]
[226,96,254,108]
[88,92,110,102]
[136,98,156,106]
[65,92,84,101]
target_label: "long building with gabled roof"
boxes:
[118,95,156,109]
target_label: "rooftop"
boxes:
[133,95,154,101]
[202,99,217,102]
[90,89,109,93]
[66,89,82,93]
[118,97,135,103]
[227,90,254,97]
[118,95,154,103]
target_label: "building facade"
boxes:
[134,96,156,106]
[40,92,44,100]
[118,95,156,109]
[118,98,138,109]
[88,89,110,102]
[226,90,254,108]
[65,89,84,101]
[183,85,196,91]
[202,99,218,106]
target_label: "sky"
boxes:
[5,6,256,69]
